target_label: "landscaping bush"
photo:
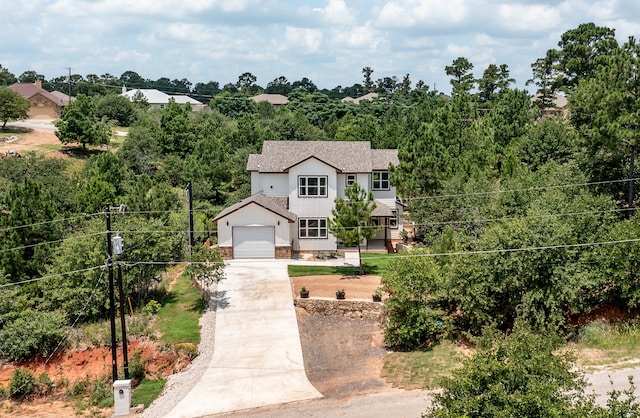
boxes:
[384,301,451,351]
[0,310,67,361]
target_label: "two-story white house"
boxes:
[213,141,403,259]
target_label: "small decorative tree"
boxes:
[329,183,379,275]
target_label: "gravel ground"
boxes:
[142,285,219,418]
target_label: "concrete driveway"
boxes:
[164,259,322,418]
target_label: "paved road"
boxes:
[214,389,434,418]
[586,367,640,405]
[164,260,322,418]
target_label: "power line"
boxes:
[368,237,640,259]
[0,232,105,254]
[0,261,224,288]
[407,177,640,201]
[0,265,104,288]
[121,261,225,267]
[410,207,633,228]
[0,212,103,233]
[45,269,105,365]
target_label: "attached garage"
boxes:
[232,226,275,259]
[213,193,297,260]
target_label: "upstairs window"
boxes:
[299,176,327,197]
[372,171,389,190]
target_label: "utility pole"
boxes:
[113,234,130,380]
[186,181,195,252]
[67,67,72,99]
[105,205,118,382]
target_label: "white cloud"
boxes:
[498,4,562,32]
[284,27,324,53]
[331,24,382,49]
[321,0,355,25]
[376,0,468,28]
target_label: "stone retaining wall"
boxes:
[294,298,386,321]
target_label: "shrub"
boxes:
[0,310,67,361]
[37,373,54,396]
[88,376,111,407]
[384,301,451,351]
[0,384,7,400]
[127,314,152,338]
[9,368,36,401]
[68,376,89,397]
[142,300,161,315]
[129,351,146,382]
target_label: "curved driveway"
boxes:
[164,260,322,417]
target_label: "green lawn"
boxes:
[568,320,640,368]
[381,341,464,389]
[288,253,397,276]
[132,378,166,407]
[155,274,204,345]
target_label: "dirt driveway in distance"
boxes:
[0,126,65,158]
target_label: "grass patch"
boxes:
[288,253,396,277]
[155,274,204,346]
[381,341,464,389]
[568,320,640,367]
[132,378,166,408]
[288,264,360,276]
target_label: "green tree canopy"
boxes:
[425,325,597,418]
[0,88,30,129]
[54,94,111,148]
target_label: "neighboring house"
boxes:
[213,141,404,259]
[531,93,569,119]
[251,93,289,108]
[8,81,67,119]
[341,92,379,105]
[50,90,73,106]
[121,88,205,111]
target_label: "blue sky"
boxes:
[2,0,639,94]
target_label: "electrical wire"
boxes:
[45,269,106,365]
[122,261,225,267]
[409,207,634,228]
[0,232,105,254]
[0,266,104,288]
[406,177,640,201]
[360,237,640,259]
[0,212,103,233]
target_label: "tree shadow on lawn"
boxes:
[1,126,31,134]
[62,146,104,159]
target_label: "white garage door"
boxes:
[233,226,275,259]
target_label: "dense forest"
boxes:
[0,21,639,372]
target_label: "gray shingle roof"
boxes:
[212,193,296,222]
[247,141,397,173]
[371,200,394,217]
